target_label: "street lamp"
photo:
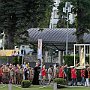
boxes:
[63,2,71,55]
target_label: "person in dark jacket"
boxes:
[32,63,40,85]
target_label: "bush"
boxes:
[21,80,31,88]
[63,55,78,66]
[53,78,67,88]
[13,56,22,65]
[53,78,67,85]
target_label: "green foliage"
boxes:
[0,57,7,64]
[21,80,31,88]
[63,55,79,66]
[53,78,67,85]
[38,7,52,28]
[64,55,89,66]
[57,0,75,28]
[57,0,90,43]
[13,56,22,65]
[0,0,53,48]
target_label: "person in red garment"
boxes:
[41,65,46,85]
[58,66,64,78]
[71,67,77,86]
[42,65,46,85]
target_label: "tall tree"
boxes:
[0,0,53,49]
[57,0,90,43]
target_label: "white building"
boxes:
[49,0,60,28]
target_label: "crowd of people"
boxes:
[0,62,90,87]
[70,66,90,86]
[0,62,34,84]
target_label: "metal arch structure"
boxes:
[27,28,90,51]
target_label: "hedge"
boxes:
[21,80,31,88]
[63,55,89,66]
[53,78,67,85]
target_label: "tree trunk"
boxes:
[6,14,17,49]
[6,32,15,49]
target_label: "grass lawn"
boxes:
[0,84,52,90]
[0,84,90,90]
[61,87,90,90]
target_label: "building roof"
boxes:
[27,28,90,51]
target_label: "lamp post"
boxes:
[63,2,71,55]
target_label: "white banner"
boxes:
[37,39,42,60]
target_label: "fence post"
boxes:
[8,81,12,90]
[53,82,57,90]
